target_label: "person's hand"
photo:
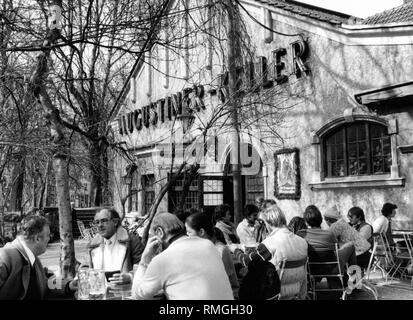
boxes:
[141,236,162,265]
[108,273,132,285]
[68,278,78,292]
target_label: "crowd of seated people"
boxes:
[2,200,403,301]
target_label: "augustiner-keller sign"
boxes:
[118,39,309,136]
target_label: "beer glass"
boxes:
[77,267,90,300]
[88,269,106,300]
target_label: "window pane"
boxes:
[330,146,336,160]
[357,123,366,140]
[359,158,368,175]
[358,141,368,157]
[384,157,391,172]
[169,173,199,212]
[371,139,382,157]
[370,123,386,138]
[336,129,344,143]
[348,143,357,158]
[204,193,223,206]
[349,159,359,175]
[372,157,384,174]
[383,138,391,156]
[347,126,357,142]
[336,145,344,159]
[333,161,345,177]
[204,180,223,192]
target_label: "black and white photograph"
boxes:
[1,0,413,309]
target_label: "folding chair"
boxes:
[77,220,93,241]
[307,243,347,300]
[89,222,99,238]
[344,241,379,300]
[388,233,413,282]
[276,257,308,300]
[368,233,395,282]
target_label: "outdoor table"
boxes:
[392,230,413,243]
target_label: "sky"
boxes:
[295,0,404,18]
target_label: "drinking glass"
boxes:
[88,270,106,300]
[77,268,90,300]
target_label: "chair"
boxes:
[367,233,391,281]
[388,233,413,282]
[89,222,99,238]
[307,243,347,300]
[345,240,379,300]
[276,257,308,300]
[77,220,93,241]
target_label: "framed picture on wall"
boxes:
[274,148,301,200]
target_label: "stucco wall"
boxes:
[113,2,413,229]
[244,6,413,228]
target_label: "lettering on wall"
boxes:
[212,39,309,102]
[118,85,206,135]
[119,39,309,135]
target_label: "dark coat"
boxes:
[0,239,48,300]
[87,226,144,273]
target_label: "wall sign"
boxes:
[118,85,205,136]
[119,39,310,135]
[274,148,301,200]
[215,39,310,101]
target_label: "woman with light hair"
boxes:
[233,204,308,299]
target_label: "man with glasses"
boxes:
[86,208,144,286]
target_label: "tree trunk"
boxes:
[226,1,243,225]
[25,0,75,278]
[38,160,51,209]
[53,155,76,278]
[9,150,25,213]
[101,147,111,206]
[88,141,103,207]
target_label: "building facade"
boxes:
[111,0,413,229]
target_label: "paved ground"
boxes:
[39,239,89,274]
[39,239,413,300]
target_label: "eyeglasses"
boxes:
[93,218,111,225]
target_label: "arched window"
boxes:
[323,121,391,177]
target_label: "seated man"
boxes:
[131,212,233,300]
[324,206,371,269]
[236,204,267,246]
[0,215,76,299]
[297,205,356,288]
[87,208,144,286]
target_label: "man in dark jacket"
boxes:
[0,215,75,299]
[87,208,144,285]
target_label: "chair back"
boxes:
[77,220,93,241]
[307,243,346,300]
[277,257,308,300]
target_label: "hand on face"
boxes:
[141,236,162,264]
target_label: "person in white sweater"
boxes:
[131,212,233,300]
